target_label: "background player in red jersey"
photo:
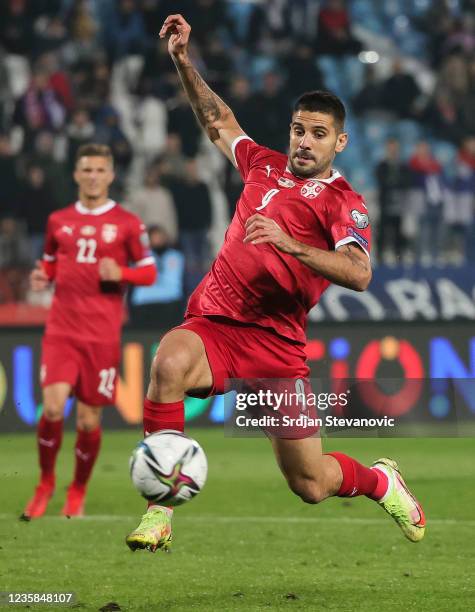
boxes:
[126,15,425,552]
[21,144,157,520]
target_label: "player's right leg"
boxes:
[20,383,71,520]
[126,328,213,552]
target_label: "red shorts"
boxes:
[176,316,310,396]
[41,334,120,406]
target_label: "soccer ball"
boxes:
[129,430,208,506]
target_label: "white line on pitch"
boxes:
[1,514,474,526]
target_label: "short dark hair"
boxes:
[75,143,113,166]
[293,90,346,132]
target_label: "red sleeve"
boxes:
[232,135,275,181]
[123,215,156,284]
[125,215,155,266]
[327,192,371,258]
[43,214,58,264]
[41,260,56,281]
[41,214,58,280]
[121,263,156,286]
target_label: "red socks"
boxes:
[143,398,184,512]
[37,414,63,488]
[37,415,101,490]
[326,451,388,500]
[143,398,185,435]
[72,427,102,488]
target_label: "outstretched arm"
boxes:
[160,14,244,165]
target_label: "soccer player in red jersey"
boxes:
[21,144,157,520]
[126,15,425,552]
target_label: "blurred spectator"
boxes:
[423,89,464,144]
[129,225,184,327]
[376,139,412,264]
[185,0,229,46]
[444,136,475,264]
[0,216,32,302]
[380,60,422,119]
[202,39,233,96]
[169,158,212,296]
[131,79,168,162]
[66,108,95,170]
[260,0,291,42]
[285,43,325,97]
[437,54,470,101]
[37,52,74,112]
[140,0,179,41]
[408,142,446,266]
[33,15,68,58]
[17,164,59,259]
[352,65,383,117]
[0,48,13,132]
[227,76,257,136]
[460,57,475,134]
[13,68,67,148]
[412,0,454,67]
[443,14,475,57]
[85,60,112,114]
[94,105,132,197]
[288,0,320,42]
[127,164,177,243]
[26,130,71,201]
[0,0,35,56]
[0,134,19,215]
[251,71,290,152]
[102,0,146,62]
[158,134,188,183]
[137,38,178,101]
[62,0,101,66]
[315,0,362,56]
[168,89,202,157]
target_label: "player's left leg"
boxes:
[61,402,103,517]
[271,436,425,542]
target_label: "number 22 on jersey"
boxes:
[76,238,97,263]
[256,188,280,211]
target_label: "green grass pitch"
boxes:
[1,430,474,611]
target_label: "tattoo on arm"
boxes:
[176,59,231,141]
[342,244,369,273]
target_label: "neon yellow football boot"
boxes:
[125,507,172,553]
[372,457,426,543]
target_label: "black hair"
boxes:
[293,90,346,132]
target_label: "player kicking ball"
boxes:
[21,144,156,520]
[126,15,425,552]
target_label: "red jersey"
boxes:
[43,200,153,344]
[187,136,371,344]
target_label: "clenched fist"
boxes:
[98,257,122,282]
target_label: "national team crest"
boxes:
[81,225,96,236]
[102,224,117,243]
[300,180,325,199]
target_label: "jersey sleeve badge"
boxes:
[350,209,369,229]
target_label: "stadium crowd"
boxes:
[0,0,474,310]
